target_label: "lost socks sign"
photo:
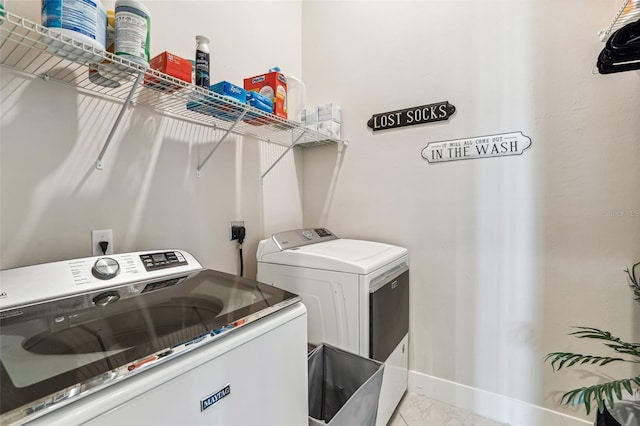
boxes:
[367,101,456,131]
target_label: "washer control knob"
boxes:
[92,257,120,280]
[93,291,120,306]
[301,230,314,240]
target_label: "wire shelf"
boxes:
[599,0,640,41]
[0,11,344,171]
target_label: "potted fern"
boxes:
[545,261,640,423]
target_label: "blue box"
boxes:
[210,81,246,103]
[246,90,272,106]
[186,81,246,121]
[248,98,273,113]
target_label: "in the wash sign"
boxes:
[367,101,456,131]
[421,132,532,163]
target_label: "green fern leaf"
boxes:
[561,377,640,415]
[545,352,626,370]
[568,355,589,367]
[599,357,625,366]
[626,261,640,302]
[595,389,605,414]
[606,345,640,357]
[551,263,640,415]
[613,381,622,400]
[583,388,593,415]
[567,327,640,359]
[559,354,581,369]
[570,328,615,340]
[562,388,583,407]
[604,385,615,411]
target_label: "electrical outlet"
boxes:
[230,221,244,240]
[92,229,114,256]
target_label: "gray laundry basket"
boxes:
[308,343,384,426]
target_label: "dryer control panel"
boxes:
[272,228,338,250]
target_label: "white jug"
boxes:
[286,75,306,123]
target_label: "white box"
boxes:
[301,106,318,125]
[304,123,319,133]
[318,103,341,124]
[318,120,341,139]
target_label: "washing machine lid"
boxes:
[258,230,408,274]
[0,252,300,425]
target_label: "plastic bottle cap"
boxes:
[196,35,210,44]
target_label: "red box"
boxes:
[145,51,192,92]
[243,71,287,119]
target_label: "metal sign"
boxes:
[421,131,532,164]
[367,101,456,131]
[201,384,231,412]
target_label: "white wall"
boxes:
[301,0,639,423]
[1,0,304,277]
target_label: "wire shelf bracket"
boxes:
[96,71,144,170]
[261,130,308,180]
[196,109,249,177]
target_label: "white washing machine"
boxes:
[257,228,409,426]
[0,250,307,425]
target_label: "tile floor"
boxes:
[388,392,508,426]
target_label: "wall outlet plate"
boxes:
[230,221,244,240]
[92,229,113,256]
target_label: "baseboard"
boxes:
[408,370,591,426]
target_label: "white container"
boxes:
[115,0,150,68]
[105,9,116,52]
[41,0,107,51]
[286,75,306,123]
[89,10,123,88]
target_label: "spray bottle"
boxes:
[195,35,210,89]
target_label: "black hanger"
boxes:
[597,19,640,74]
[608,19,640,56]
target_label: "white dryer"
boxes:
[257,228,409,426]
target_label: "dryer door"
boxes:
[369,268,409,361]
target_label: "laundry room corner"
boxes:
[300,1,639,425]
[1,0,639,425]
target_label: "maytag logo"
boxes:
[200,384,231,412]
